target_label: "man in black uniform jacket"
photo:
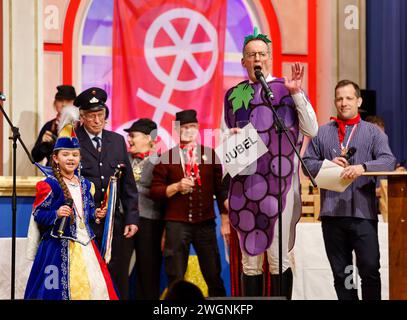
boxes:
[31,85,77,165]
[73,87,139,299]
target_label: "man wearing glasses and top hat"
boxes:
[73,87,139,300]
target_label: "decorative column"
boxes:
[2,0,43,176]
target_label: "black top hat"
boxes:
[73,87,109,118]
[55,85,77,101]
[175,109,198,125]
[124,118,158,139]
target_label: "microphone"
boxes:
[57,198,74,238]
[340,147,357,161]
[0,92,6,101]
[254,68,274,100]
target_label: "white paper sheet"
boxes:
[315,159,354,192]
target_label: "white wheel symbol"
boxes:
[145,8,218,91]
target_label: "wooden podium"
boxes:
[363,171,407,300]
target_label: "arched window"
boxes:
[79,0,113,120]
[76,0,264,130]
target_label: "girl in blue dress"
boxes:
[25,124,118,300]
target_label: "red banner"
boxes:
[112,0,227,148]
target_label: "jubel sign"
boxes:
[216,123,268,177]
[224,136,258,164]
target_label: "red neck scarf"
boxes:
[132,151,150,160]
[330,114,361,144]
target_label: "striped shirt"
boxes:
[302,120,396,220]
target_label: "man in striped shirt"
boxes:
[303,80,396,300]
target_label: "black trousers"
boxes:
[91,214,133,300]
[133,217,165,300]
[321,217,381,300]
[164,220,226,297]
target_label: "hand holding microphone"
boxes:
[332,147,357,168]
[337,147,365,179]
[57,198,73,237]
[340,147,357,161]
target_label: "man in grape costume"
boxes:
[224,28,318,298]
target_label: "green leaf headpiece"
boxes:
[243,27,272,49]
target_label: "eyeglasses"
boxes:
[83,113,105,121]
[244,51,270,59]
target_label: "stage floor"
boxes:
[0,221,389,300]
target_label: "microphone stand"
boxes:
[0,96,35,299]
[257,82,317,298]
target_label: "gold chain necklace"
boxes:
[132,157,148,182]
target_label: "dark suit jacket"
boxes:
[76,125,139,226]
[150,144,226,223]
[31,119,56,164]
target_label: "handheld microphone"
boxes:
[0,92,6,101]
[340,147,357,161]
[57,198,74,238]
[254,68,274,100]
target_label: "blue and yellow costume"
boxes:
[24,124,118,300]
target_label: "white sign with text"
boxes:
[216,123,268,178]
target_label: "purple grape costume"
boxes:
[224,78,303,257]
